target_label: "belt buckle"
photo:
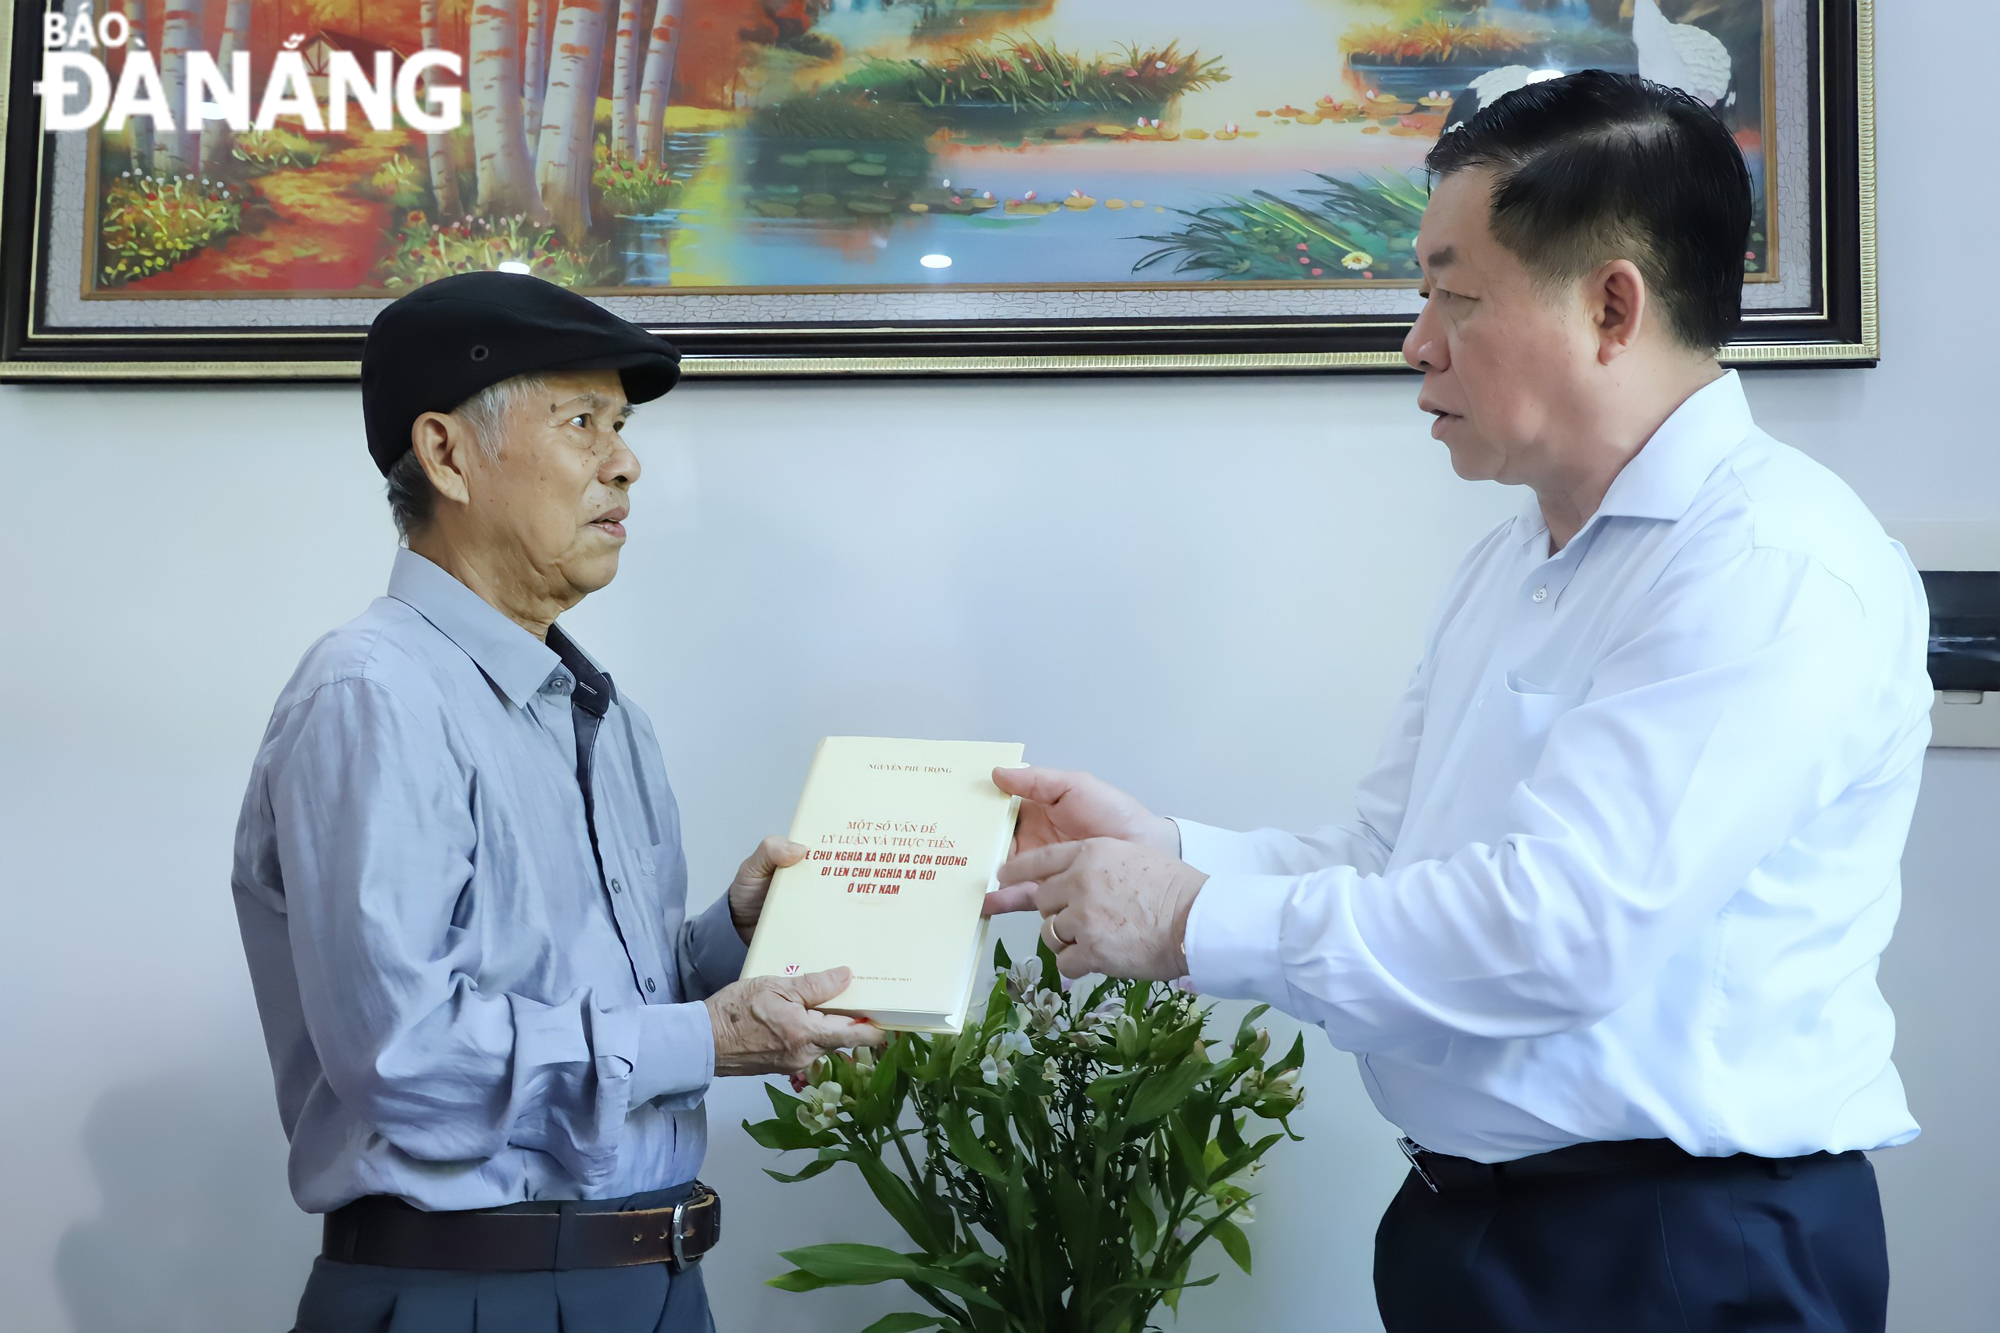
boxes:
[670,1183,715,1269]
[1398,1136,1441,1194]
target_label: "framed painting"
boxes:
[0,0,1875,380]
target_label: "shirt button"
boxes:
[645,978,657,993]
[1532,586,1549,603]
[610,878,622,894]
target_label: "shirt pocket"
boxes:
[641,840,686,940]
[1425,674,1588,847]
[1490,670,1587,778]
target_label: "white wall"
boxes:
[3,8,1996,1331]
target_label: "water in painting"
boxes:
[86,0,1772,297]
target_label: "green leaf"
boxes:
[940,1103,1006,1180]
[742,1113,823,1152]
[1177,1196,1254,1277]
[858,1315,949,1333]
[1168,1113,1209,1190]
[763,1082,810,1118]
[778,1244,1004,1311]
[764,1158,839,1184]
[920,1032,952,1082]
[1085,1069,1143,1102]
[855,1153,945,1251]
[1081,974,1122,1013]
[1210,1217,1253,1274]
[992,935,1012,971]
[1050,1167,1097,1286]
[1202,1138,1227,1180]
[767,1268,837,1292]
[947,1025,978,1078]
[977,977,1011,1041]
[1149,1021,1203,1066]
[1213,1133,1285,1186]
[778,1242,918,1282]
[1105,1271,1218,1296]
[1128,1061,1210,1124]
[1129,1188,1159,1256]
[1269,1032,1307,1077]
[1233,1003,1271,1047]
[997,1170,1037,1267]
[939,1249,1002,1274]
[868,1040,908,1096]
[1163,1271,1220,1310]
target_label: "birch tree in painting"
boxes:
[523,0,551,149]
[198,0,252,175]
[123,0,154,174]
[156,0,207,175]
[533,0,609,240]
[632,0,685,168]
[609,0,643,161]
[420,0,464,218]
[471,0,548,221]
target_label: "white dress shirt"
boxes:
[1180,373,1931,1164]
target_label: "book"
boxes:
[742,736,1026,1033]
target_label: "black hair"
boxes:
[1424,69,1753,353]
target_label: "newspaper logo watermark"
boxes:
[34,5,462,133]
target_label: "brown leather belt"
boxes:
[322,1182,721,1272]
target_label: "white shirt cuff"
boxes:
[630,1000,716,1110]
[1183,873,1296,1006]
[1172,817,1271,877]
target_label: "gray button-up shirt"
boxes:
[233,549,746,1213]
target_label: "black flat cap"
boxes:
[361,272,682,476]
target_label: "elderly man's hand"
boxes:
[996,839,1209,981]
[983,767,1180,917]
[727,836,807,943]
[706,968,887,1078]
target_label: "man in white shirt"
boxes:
[984,72,1930,1332]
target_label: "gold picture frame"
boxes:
[0,0,1876,381]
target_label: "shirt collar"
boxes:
[1511,370,1755,550]
[387,549,560,710]
[547,623,616,718]
[1593,370,1754,522]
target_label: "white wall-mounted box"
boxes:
[1931,692,2000,749]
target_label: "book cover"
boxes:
[742,736,1026,1032]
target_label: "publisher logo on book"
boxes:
[783,964,802,975]
[34,7,463,135]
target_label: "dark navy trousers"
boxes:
[1374,1150,1890,1333]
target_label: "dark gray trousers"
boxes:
[294,1188,716,1333]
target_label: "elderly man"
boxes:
[986,73,1930,1332]
[232,272,884,1333]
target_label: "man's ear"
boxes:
[1590,258,1648,365]
[411,411,474,509]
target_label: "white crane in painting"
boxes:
[1632,0,1734,107]
[1443,1,1734,134]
